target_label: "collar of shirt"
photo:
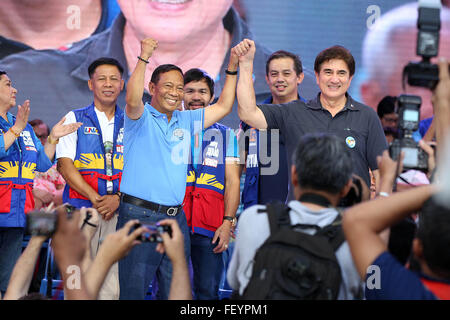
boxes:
[262,93,305,104]
[307,92,360,112]
[146,103,179,126]
[0,112,15,129]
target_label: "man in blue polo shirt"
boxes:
[117,38,244,300]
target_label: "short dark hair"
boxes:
[0,70,6,77]
[293,133,353,194]
[266,50,303,76]
[183,68,215,97]
[377,96,397,119]
[29,119,50,136]
[151,64,183,85]
[314,45,355,77]
[88,57,124,78]
[417,197,450,278]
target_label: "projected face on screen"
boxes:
[117,0,233,43]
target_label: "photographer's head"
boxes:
[377,96,398,130]
[414,196,450,280]
[291,133,353,204]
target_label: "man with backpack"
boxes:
[227,133,363,299]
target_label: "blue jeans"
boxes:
[191,233,224,300]
[0,227,24,294]
[117,201,190,300]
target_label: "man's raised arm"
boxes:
[203,43,239,128]
[236,39,268,129]
[126,38,158,120]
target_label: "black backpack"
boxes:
[241,201,345,300]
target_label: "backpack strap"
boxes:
[260,201,291,235]
[317,210,345,251]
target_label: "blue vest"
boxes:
[0,115,51,227]
[183,123,228,237]
[241,95,304,209]
[241,123,260,209]
[63,103,124,208]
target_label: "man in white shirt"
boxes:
[56,57,125,300]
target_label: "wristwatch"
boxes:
[223,216,237,227]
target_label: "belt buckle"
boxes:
[166,207,178,216]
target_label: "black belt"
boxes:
[121,193,182,216]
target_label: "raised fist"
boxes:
[140,38,158,60]
[231,39,255,65]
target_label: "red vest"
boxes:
[183,124,229,238]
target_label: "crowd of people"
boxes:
[1,2,450,301]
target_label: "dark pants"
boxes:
[190,233,224,300]
[0,227,24,294]
[117,201,191,300]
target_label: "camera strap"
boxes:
[80,212,97,229]
[298,193,332,208]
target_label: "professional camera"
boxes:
[130,222,172,243]
[402,0,443,89]
[25,205,79,237]
[389,95,428,171]
[26,211,58,237]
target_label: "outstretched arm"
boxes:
[84,219,146,299]
[235,39,268,129]
[432,59,450,146]
[343,184,436,279]
[203,44,239,128]
[44,116,82,162]
[51,209,92,300]
[3,236,46,300]
[126,38,158,120]
[156,219,191,300]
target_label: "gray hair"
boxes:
[293,133,353,194]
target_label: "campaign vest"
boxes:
[0,116,48,227]
[241,124,259,210]
[183,123,228,238]
[63,103,124,208]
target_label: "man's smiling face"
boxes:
[150,69,185,114]
[315,59,353,101]
[88,64,124,108]
[183,79,213,110]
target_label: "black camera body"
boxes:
[130,222,172,243]
[389,94,428,171]
[26,205,78,237]
[389,136,429,171]
[403,61,439,89]
[26,211,57,237]
[402,3,442,89]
